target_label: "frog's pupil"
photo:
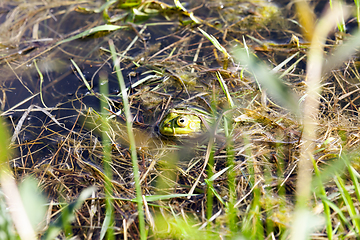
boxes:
[177,116,188,127]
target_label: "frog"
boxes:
[158,108,207,138]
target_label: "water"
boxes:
[0,0,311,168]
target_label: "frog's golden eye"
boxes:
[176,116,188,127]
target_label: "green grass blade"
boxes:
[335,174,360,234]
[70,59,92,92]
[174,0,186,12]
[109,40,146,240]
[100,209,112,240]
[205,137,215,233]
[198,27,228,57]
[99,71,114,240]
[342,154,360,206]
[198,27,229,65]
[311,156,333,239]
[329,0,346,32]
[320,196,355,232]
[348,165,360,202]
[216,71,234,108]
[223,115,237,235]
[204,179,225,205]
[175,0,201,24]
[33,60,47,108]
[208,166,230,182]
[58,25,126,45]
[355,0,360,28]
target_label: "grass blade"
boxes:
[109,40,146,240]
[33,59,47,108]
[311,156,333,239]
[70,59,92,92]
[216,71,234,108]
[335,174,360,234]
[198,27,229,69]
[348,165,360,203]
[99,71,114,240]
[58,25,127,45]
[198,28,229,58]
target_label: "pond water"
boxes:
[12,1,360,186]
[11,0,356,186]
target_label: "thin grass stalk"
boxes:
[311,156,333,240]
[109,40,146,240]
[206,141,215,237]
[241,187,263,239]
[241,36,262,94]
[294,2,344,209]
[253,187,263,239]
[223,115,237,235]
[355,0,360,28]
[33,59,47,108]
[99,71,114,240]
[205,90,218,237]
[214,71,236,234]
[290,5,346,239]
[70,59,92,92]
[216,71,234,108]
[240,134,263,238]
[243,134,254,189]
[198,28,229,69]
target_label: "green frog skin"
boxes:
[159,109,204,137]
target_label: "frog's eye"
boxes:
[176,116,188,127]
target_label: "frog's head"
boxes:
[159,109,204,137]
